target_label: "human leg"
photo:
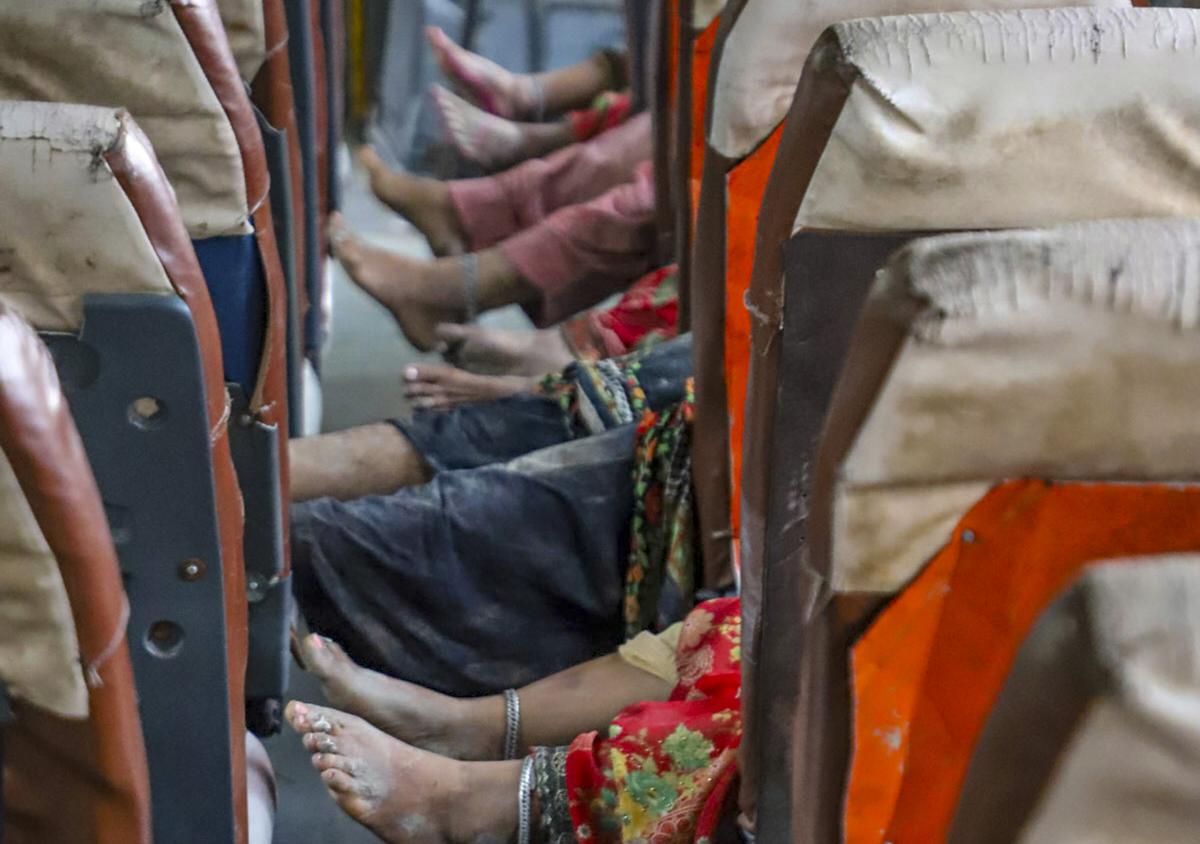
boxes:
[289,423,432,503]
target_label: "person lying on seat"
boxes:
[285,598,741,844]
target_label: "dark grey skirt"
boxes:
[291,426,638,696]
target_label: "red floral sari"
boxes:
[562,265,680,361]
[570,91,635,142]
[566,598,741,843]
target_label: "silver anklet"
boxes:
[528,75,547,122]
[461,252,479,322]
[503,688,521,760]
[517,754,534,844]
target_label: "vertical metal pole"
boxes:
[462,0,482,51]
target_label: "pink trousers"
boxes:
[448,113,657,325]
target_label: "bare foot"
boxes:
[404,365,537,410]
[435,323,575,377]
[297,633,501,761]
[358,147,465,257]
[330,213,464,352]
[286,701,518,843]
[425,26,534,119]
[432,85,531,170]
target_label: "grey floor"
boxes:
[265,153,530,843]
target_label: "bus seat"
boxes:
[168,9,293,654]
[244,0,309,435]
[0,0,294,639]
[690,0,1130,583]
[0,100,250,842]
[825,219,1200,843]
[949,554,1200,844]
[0,305,152,844]
[738,7,1200,839]
[0,0,295,739]
[220,0,308,436]
[0,1,274,391]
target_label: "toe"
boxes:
[297,704,345,735]
[329,217,356,255]
[321,768,357,794]
[411,396,452,411]
[299,633,342,682]
[312,752,357,774]
[425,25,449,52]
[433,322,471,356]
[285,700,312,731]
[357,146,386,178]
[303,731,340,754]
[403,365,455,389]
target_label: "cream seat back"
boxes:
[825,219,1200,593]
[0,0,295,747]
[689,0,1130,583]
[823,220,1200,844]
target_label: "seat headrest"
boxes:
[824,217,1200,593]
[0,0,252,238]
[0,101,176,332]
[216,0,268,83]
[793,7,1200,232]
[708,0,1131,160]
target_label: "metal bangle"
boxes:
[461,252,479,322]
[517,754,535,844]
[503,688,521,760]
[528,75,547,123]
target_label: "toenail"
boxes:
[405,366,419,380]
[309,634,324,650]
[311,715,333,732]
[317,737,337,754]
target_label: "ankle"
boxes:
[511,73,541,120]
[475,250,538,312]
[458,694,508,760]
[448,760,522,843]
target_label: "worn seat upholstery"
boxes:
[0,0,294,741]
[0,305,151,844]
[735,7,1200,840]
[823,219,1200,842]
[689,0,1130,581]
[0,100,250,843]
